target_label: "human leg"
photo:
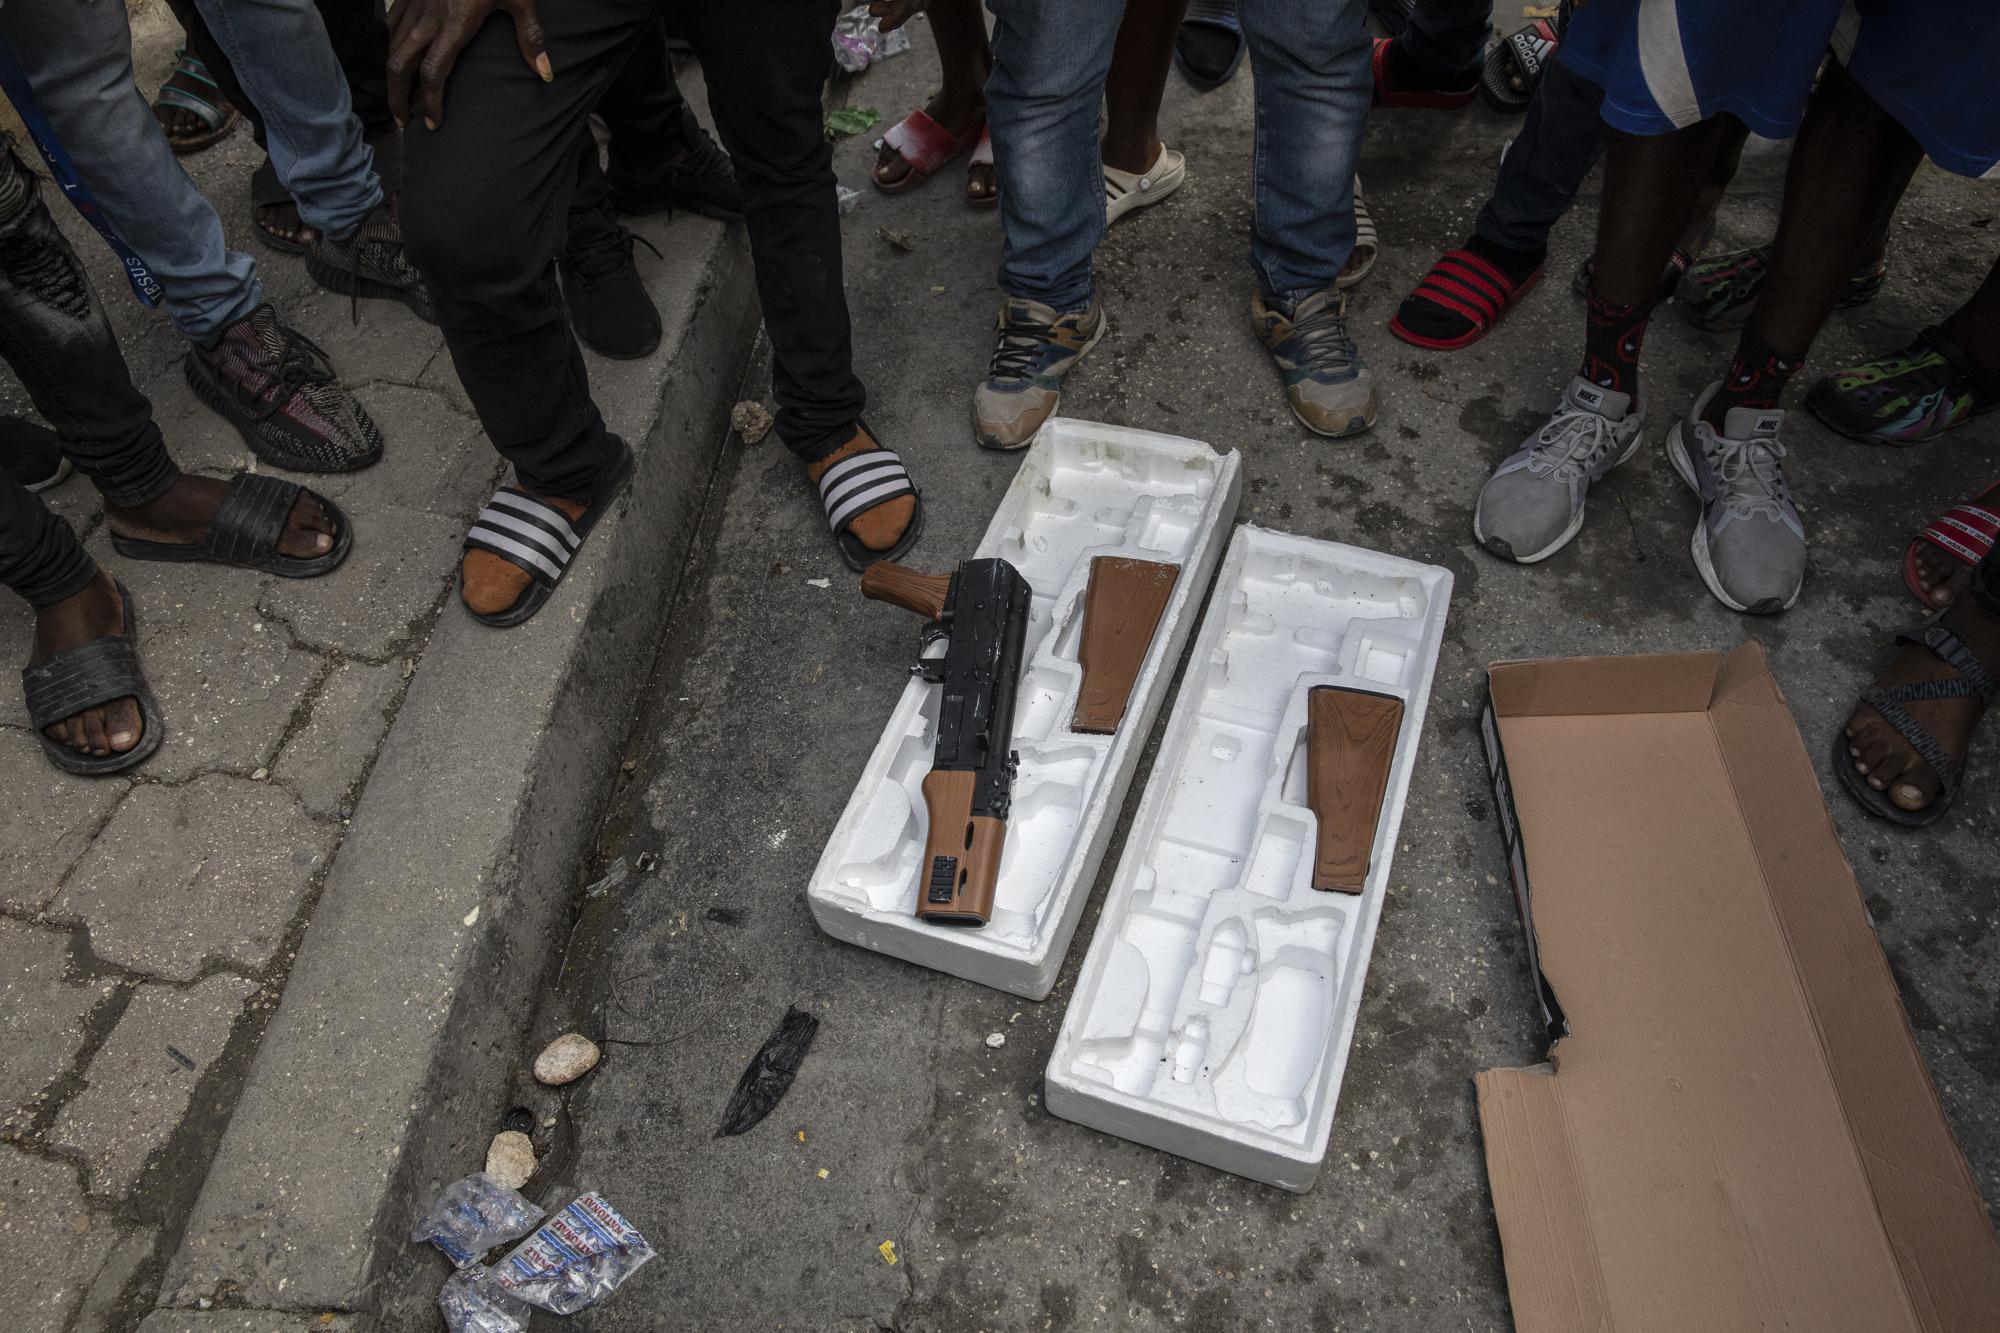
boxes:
[597,20,742,219]
[872,0,991,195]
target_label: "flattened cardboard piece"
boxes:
[1478,642,2000,1333]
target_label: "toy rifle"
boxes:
[862,558,1034,927]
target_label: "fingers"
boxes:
[503,0,554,82]
[386,11,438,127]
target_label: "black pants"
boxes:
[402,0,861,495]
[0,157,178,607]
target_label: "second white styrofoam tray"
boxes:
[1045,524,1451,1189]
[807,419,1243,999]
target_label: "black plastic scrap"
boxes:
[717,1007,819,1137]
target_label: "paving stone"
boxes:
[0,729,129,913]
[0,917,99,1130]
[74,1225,158,1330]
[285,286,444,392]
[309,383,499,520]
[271,658,402,818]
[0,1146,122,1333]
[52,777,333,981]
[52,975,257,1201]
[258,503,463,659]
[141,371,258,479]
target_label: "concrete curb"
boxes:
[142,223,758,1330]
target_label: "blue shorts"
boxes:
[1562,0,2000,179]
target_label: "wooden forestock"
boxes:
[917,769,1005,926]
[1071,557,1180,734]
[861,561,953,621]
[1305,686,1403,894]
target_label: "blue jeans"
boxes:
[0,0,379,343]
[987,0,1372,313]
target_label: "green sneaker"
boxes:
[1252,288,1377,438]
[972,297,1106,450]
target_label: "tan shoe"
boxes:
[972,296,1107,450]
[1251,287,1377,438]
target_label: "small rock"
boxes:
[485,1130,536,1189]
[533,1032,602,1086]
[620,759,637,775]
[635,852,660,874]
[731,400,773,445]
[984,1032,1006,1049]
[805,577,832,589]
[876,225,916,252]
[250,767,269,781]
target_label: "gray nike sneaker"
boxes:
[1665,383,1808,614]
[1473,376,1645,563]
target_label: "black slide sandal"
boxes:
[815,438,923,573]
[461,438,635,628]
[1833,621,1997,828]
[1482,19,1560,114]
[22,581,164,777]
[110,473,352,579]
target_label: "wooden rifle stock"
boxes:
[917,770,1006,925]
[861,561,953,620]
[1305,686,1403,893]
[1071,557,1180,734]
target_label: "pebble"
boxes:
[485,1130,536,1189]
[534,1032,602,1086]
[731,400,773,445]
[985,1032,1006,1049]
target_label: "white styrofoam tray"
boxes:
[1045,525,1452,1189]
[807,418,1243,1000]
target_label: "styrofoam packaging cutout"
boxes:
[807,419,1243,999]
[1045,525,1452,1190]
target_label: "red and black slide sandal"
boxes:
[1372,38,1478,110]
[1905,479,2000,605]
[1389,248,1543,351]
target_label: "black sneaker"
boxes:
[562,216,662,360]
[605,121,743,222]
[185,304,383,473]
[0,416,71,492]
[305,201,436,324]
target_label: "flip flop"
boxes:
[1833,620,1997,827]
[110,473,352,579]
[21,580,164,777]
[1174,0,1245,92]
[873,108,985,195]
[153,49,237,155]
[461,438,634,628]
[1390,247,1542,351]
[1373,38,1478,110]
[814,431,924,573]
[1902,479,2000,606]
[1482,19,1560,114]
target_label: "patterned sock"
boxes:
[1703,326,1801,429]
[1579,288,1653,397]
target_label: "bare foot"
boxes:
[1911,539,1972,608]
[966,159,995,205]
[1844,595,2000,812]
[255,200,316,250]
[462,494,587,615]
[154,103,209,144]
[805,425,916,554]
[104,475,336,561]
[31,568,142,758]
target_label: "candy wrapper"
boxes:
[438,1267,530,1333]
[494,1191,656,1314]
[410,1173,545,1269]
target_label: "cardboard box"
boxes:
[1477,643,2000,1332]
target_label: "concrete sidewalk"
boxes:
[0,13,756,1331]
[529,27,2000,1333]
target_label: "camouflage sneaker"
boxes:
[185,304,383,473]
[306,202,435,325]
[972,296,1106,450]
[1252,287,1377,438]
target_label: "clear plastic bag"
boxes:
[438,1267,530,1333]
[410,1173,545,1269]
[832,5,911,72]
[493,1191,656,1314]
